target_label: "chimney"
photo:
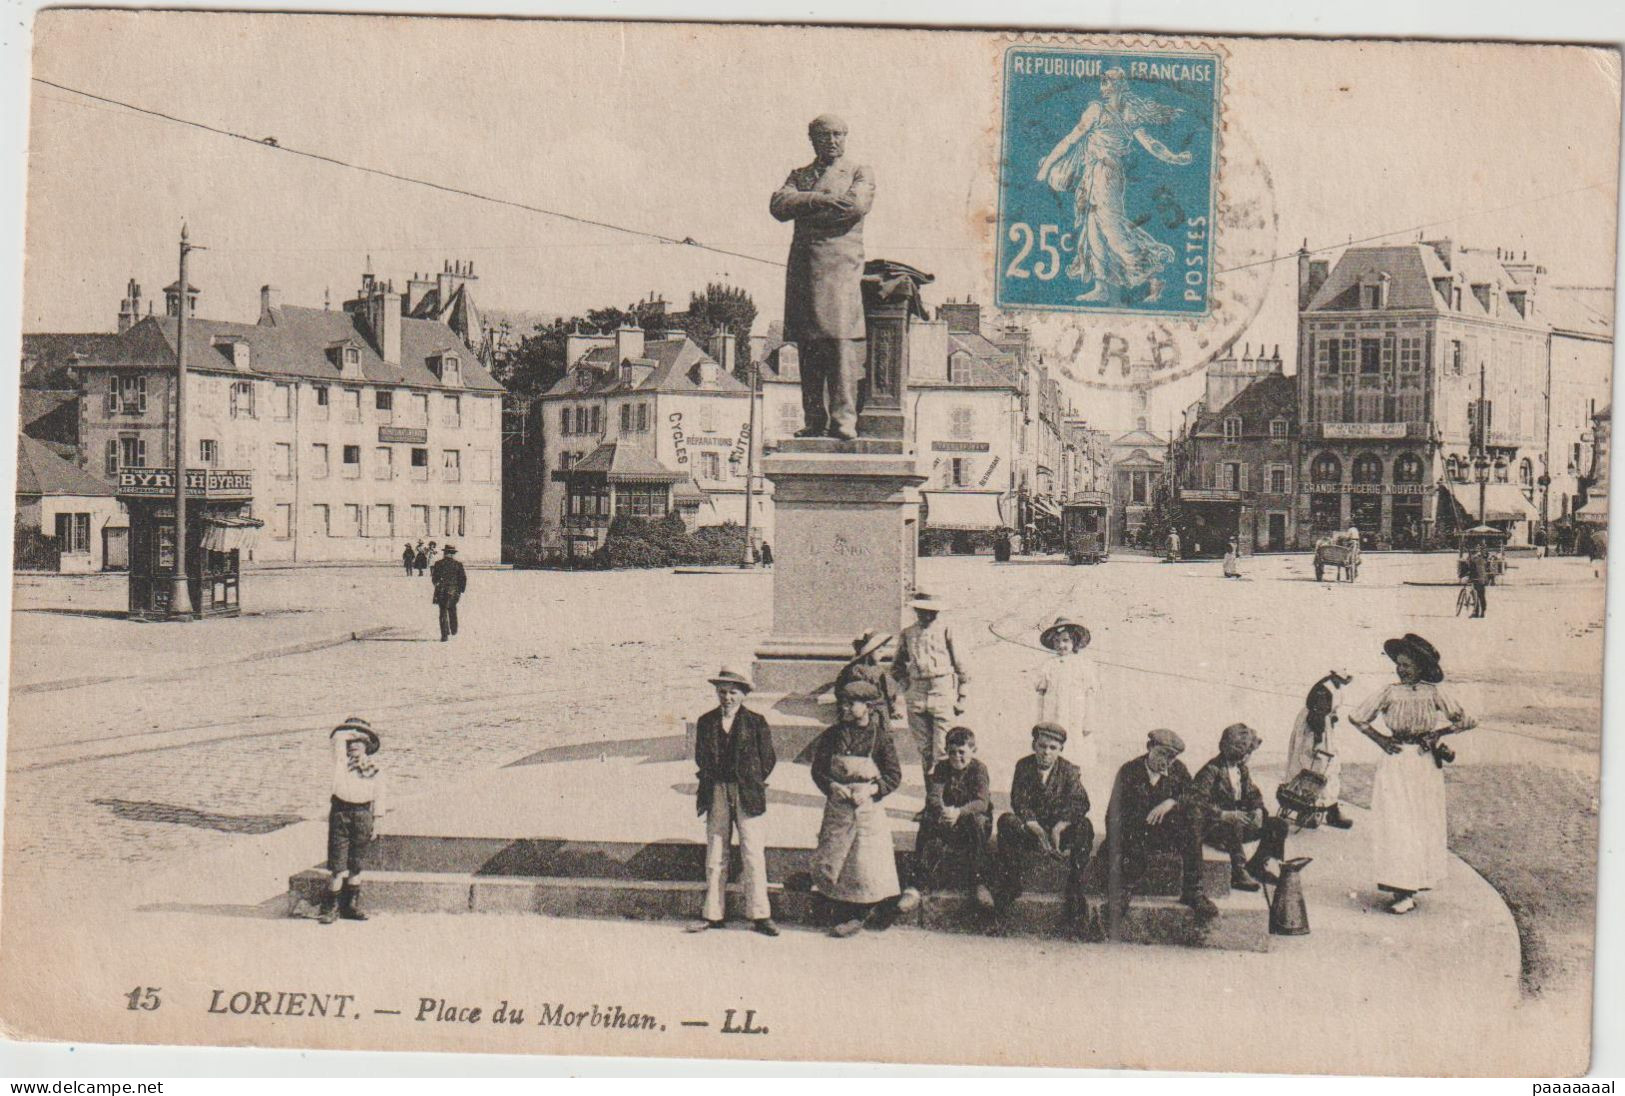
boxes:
[1300,259,1330,311]
[405,272,434,315]
[1426,238,1456,271]
[435,259,478,319]
[708,331,737,376]
[365,283,402,364]
[615,323,645,365]
[937,298,982,335]
[117,278,142,333]
[259,285,282,325]
[565,330,614,368]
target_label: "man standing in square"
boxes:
[770,114,874,441]
[893,591,968,788]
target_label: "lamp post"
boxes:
[1473,452,1490,526]
[169,224,199,619]
[741,351,759,568]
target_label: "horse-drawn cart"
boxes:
[1313,539,1360,582]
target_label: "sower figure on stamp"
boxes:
[993,722,1094,933]
[1104,729,1216,930]
[688,667,779,937]
[429,544,466,641]
[1188,723,1290,892]
[1035,67,1193,305]
[770,114,874,441]
[892,591,968,791]
[321,717,383,925]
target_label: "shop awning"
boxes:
[1576,495,1609,525]
[201,515,265,553]
[1445,483,1539,524]
[1032,496,1062,519]
[924,491,1006,531]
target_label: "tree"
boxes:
[492,297,673,398]
[678,283,757,381]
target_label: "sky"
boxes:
[20,13,1623,432]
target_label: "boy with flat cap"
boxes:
[993,722,1093,929]
[689,667,778,937]
[1104,729,1217,925]
[1188,723,1290,892]
[902,725,995,911]
[321,717,384,925]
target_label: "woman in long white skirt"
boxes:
[1347,633,1476,915]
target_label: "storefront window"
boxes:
[1353,453,1383,485]
[1311,452,1341,484]
[1394,453,1424,484]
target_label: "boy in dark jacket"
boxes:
[902,726,994,910]
[1104,728,1216,926]
[993,722,1093,925]
[1189,723,1289,891]
[688,667,778,937]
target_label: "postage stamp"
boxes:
[996,45,1223,318]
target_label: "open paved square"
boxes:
[1,552,1606,1071]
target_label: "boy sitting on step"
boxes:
[901,726,995,911]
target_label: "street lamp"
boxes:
[1473,453,1491,525]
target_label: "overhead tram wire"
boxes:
[30,77,786,271]
[37,77,1609,284]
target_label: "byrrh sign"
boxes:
[116,468,254,500]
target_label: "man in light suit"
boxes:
[770,114,875,441]
[688,667,779,937]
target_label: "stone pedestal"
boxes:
[857,303,910,440]
[752,438,925,696]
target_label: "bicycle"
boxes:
[1455,582,1482,617]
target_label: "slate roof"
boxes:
[1306,243,1583,328]
[545,336,748,398]
[73,308,504,393]
[1193,374,1298,438]
[20,333,122,387]
[912,330,1022,389]
[569,442,686,482]
[15,435,113,497]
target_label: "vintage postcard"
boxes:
[2,11,1619,1076]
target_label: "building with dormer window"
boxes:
[1297,239,1612,547]
[536,326,756,553]
[70,263,505,562]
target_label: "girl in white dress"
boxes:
[1347,634,1476,915]
[1035,617,1100,782]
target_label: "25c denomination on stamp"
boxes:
[997,46,1222,318]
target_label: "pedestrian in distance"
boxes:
[893,591,969,790]
[1222,538,1242,578]
[320,717,384,925]
[414,541,429,576]
[1468,546,1491,618]
[1164,529,1181,562]
[402,543,415,576]
[1347,634,1476,915]
[759,541,773,569]
[810,681,906,938]
[688,667,779,937]
[430,544,467,641]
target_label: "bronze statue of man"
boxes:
[770,114,874,441]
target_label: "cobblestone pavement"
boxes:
[2,552,1606,900]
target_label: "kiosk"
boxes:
[116,469,261,620]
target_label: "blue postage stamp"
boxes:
[996,46,1222,317]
